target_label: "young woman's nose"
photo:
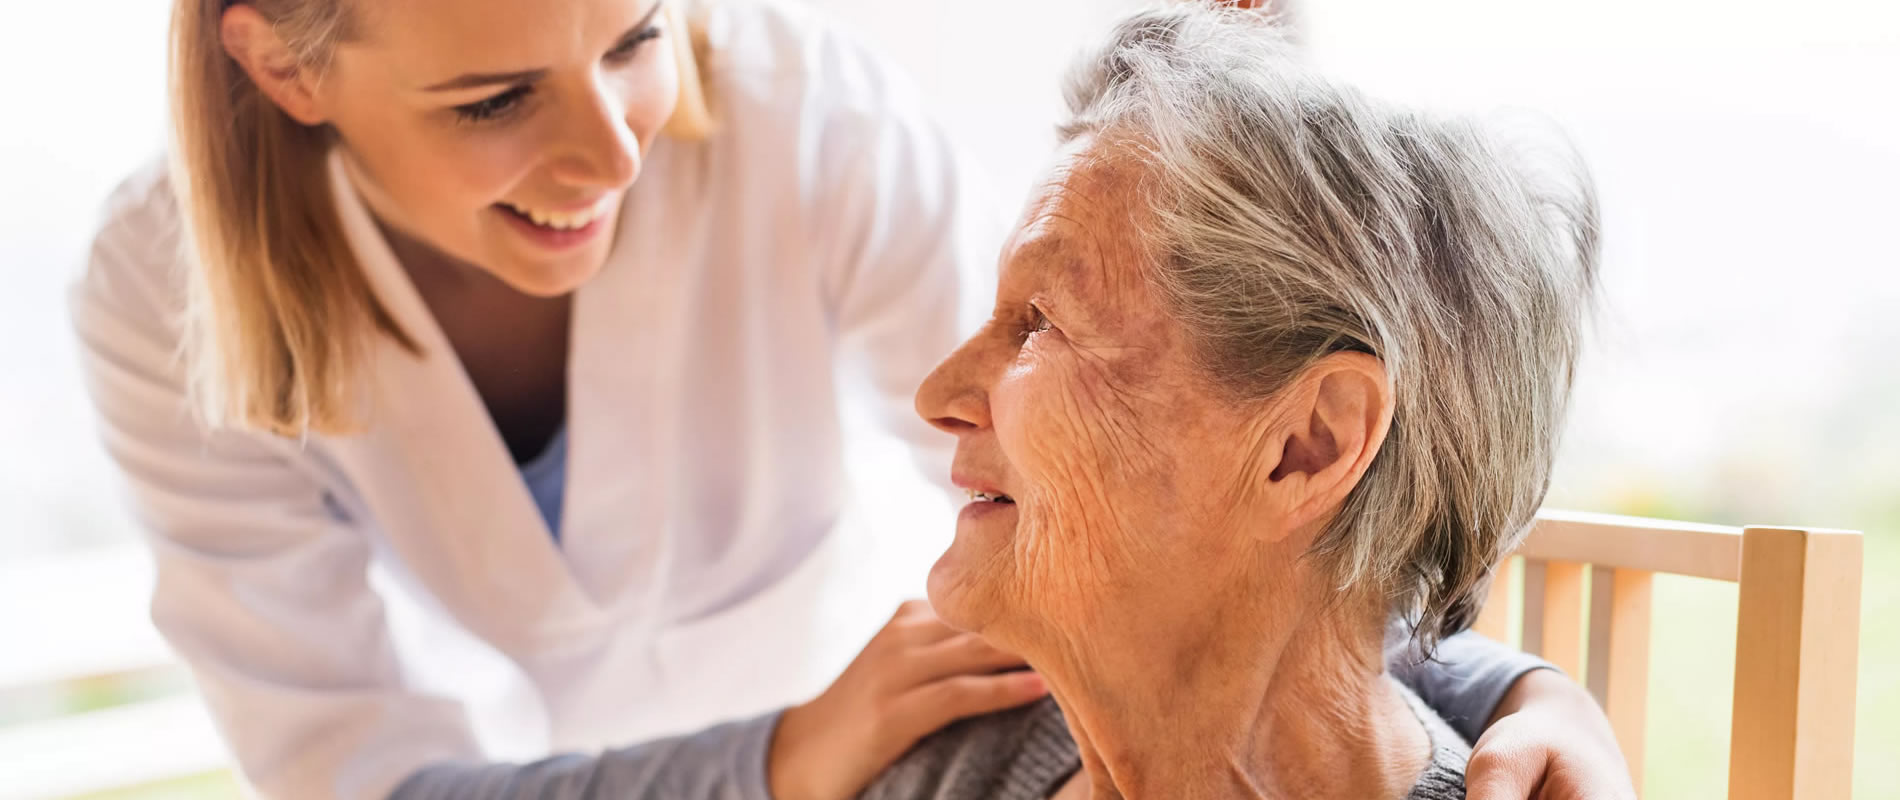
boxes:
[915,337,994,436]
[550,78,641,190]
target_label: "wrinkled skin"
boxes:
[914,136,1417,799]
[916,139,1288,659]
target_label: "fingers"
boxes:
[773,600,1044,800]
[888,598,933,622]
[877,599,963,648]
[910,632,1031,684]
[1464,735,1548,800]
[890,670,1049,734]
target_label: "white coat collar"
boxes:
[321,148,694,650]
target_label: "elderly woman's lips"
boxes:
[958,495,1018,524]
[965,489,1015,504]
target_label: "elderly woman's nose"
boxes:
[915,344,992,435]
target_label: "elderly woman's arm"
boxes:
[1392,631,1636,800]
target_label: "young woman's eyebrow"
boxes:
[425,68,548,93]
[423,0,664,92]
[606,1,667,51]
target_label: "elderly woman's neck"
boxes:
[1045,593,1431,800]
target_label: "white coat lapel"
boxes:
[560,136,698,620]
[323,154,608,647]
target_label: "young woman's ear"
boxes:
[220,4,328,126]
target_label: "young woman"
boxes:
[72,0,1634,798]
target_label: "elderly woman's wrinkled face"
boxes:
[915,139,1290,646]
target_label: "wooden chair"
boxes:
[1472,510,1863,799]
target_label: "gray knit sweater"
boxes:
[857,685,1470,800]
[394,631,1527,799]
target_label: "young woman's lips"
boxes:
[494,202,610,251]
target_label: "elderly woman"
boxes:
[865,7,1600,800]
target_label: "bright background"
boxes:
[2,0,1895,798]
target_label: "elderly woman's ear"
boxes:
[1249,351,1394,543]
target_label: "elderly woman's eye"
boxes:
[1026,306,1053,336]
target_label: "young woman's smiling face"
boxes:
[252,0,683,296]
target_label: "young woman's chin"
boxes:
[482,219,617,297]
[495,254,608,297]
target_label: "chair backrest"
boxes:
[1473,510,1863,800]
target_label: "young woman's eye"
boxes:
[453,85,533,124]
[606,25,664,62]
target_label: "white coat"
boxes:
[70,2,1003,797]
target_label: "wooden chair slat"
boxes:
[1523,510,1744,582]
[1470,514,1861,799]
[1539,560,1588,677]
[1521,559,1548,656]
[1473,556,1518,644]
[1728,527,1862,800]
[1593,566,1653,789]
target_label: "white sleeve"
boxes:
[70,203,481,800]
[812,90,1010,491]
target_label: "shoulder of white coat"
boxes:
[698,0,937,149]
[72,155,189,343]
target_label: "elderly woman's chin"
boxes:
[924,503,1019,635]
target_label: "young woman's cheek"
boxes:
[617,43,682,142]
[454,128,546,202]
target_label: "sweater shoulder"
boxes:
[1399,683,1472,800]
[857,696,1078,800]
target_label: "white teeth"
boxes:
[966,490,1010,503]
[504,199,609,231]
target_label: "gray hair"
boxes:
[1060,5,1599,652]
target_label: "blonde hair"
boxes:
[169,0,713,436]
